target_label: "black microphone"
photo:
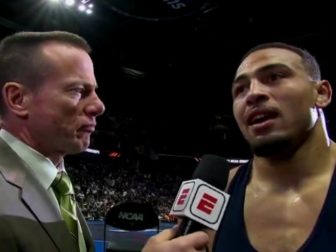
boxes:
[170,154,230,237]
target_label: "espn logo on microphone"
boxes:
[170,179,230,230]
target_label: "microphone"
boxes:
[170,154,230,237]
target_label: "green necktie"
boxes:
[52,172,87,252]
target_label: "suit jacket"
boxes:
[0,138,95,252]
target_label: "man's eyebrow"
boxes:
[82,81,99,89]
[232,63,291,86]
[232,74,248,87]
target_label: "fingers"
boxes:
[142,228,209,252]
[148,228,177,243]
[173,231,209,251]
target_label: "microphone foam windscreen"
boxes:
[192,154,230,190]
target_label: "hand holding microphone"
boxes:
[142,154,230,252]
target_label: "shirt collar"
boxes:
[0,129,62,189]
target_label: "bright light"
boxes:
[85,8,93,15]
[47,0,94,16]
[64,0,75,6]
[85,148,100,154]
[227,159,249,164]
[78,4,86,11]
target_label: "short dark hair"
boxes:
[0,30,91,115]
[240,42,321,81]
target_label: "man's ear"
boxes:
[2,82,32,117]
[315,80,332,108]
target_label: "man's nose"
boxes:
[85,93,105,117]
[245,80,268,106]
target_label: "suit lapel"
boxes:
[77,206,95,252]
[0,138,77,251]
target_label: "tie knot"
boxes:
[52,172,74,195]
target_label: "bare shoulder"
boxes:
[331,141,336,158]
[330,142,336,171]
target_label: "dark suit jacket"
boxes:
[0,138,95,252]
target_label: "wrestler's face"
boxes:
[232,48,320,156]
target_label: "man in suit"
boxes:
[0,31,105,251]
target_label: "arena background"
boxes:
[0,1,335,251]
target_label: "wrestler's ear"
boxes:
[314,80,332,108]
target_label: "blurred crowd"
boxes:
[66,156,182,222]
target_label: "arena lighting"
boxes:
[47,0,94,15]
[64,0,75,7]
[79,0,94,15]
[198,157,248,164]
[78,4,86,11]
[227,159,249,164]
[159,153,248,164]
[85,148,100,154]
[109,151,121,158]
[83,149,247,164]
